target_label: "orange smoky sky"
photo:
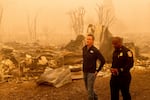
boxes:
[0,0,150,43]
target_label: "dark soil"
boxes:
[0,69,149,100]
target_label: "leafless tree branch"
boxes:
[68,7,85,35]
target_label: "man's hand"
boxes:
[94,71,98,77]
[110,68,119,76]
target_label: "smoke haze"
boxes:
[0,0,150,45]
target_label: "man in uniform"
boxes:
[110,36,134,100]
[82,34,105,100]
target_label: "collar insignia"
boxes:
[127,51,132,57]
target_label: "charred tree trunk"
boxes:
[99,27,113,62]
[27,13,38,42]
[0,8,3,29]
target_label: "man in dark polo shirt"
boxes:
[82,34,105,100]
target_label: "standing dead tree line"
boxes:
[94,3,115,62]
[0,7,3,42]
[0,7,3,31]
[68,7,85,35]
[96,3,115,47]
[96,4,115,27]
[27,12,39,42]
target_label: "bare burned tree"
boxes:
[27,12,39,42]
[96,3,115,47]
[0,7,3,32]
[27,14,33,41]
[65,7,85,52]
[95,3,115,62]
[0,7,3,41]
[68,7,85,35]
[33,13,38,41]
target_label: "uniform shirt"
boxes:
[82,45,105,73]
[112,46,134,73]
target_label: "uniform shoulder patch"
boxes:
[127,51,133,57]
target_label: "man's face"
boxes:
[86,36,94,46]
[112,40,122,49]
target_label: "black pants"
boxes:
[110,73,131,100]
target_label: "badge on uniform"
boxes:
[119,52,123,56]
[90,50,94,53]
[118,52,123,58]
[127,51,132,57]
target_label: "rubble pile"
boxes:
[0,41,149,87]
[0,42,64,83]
